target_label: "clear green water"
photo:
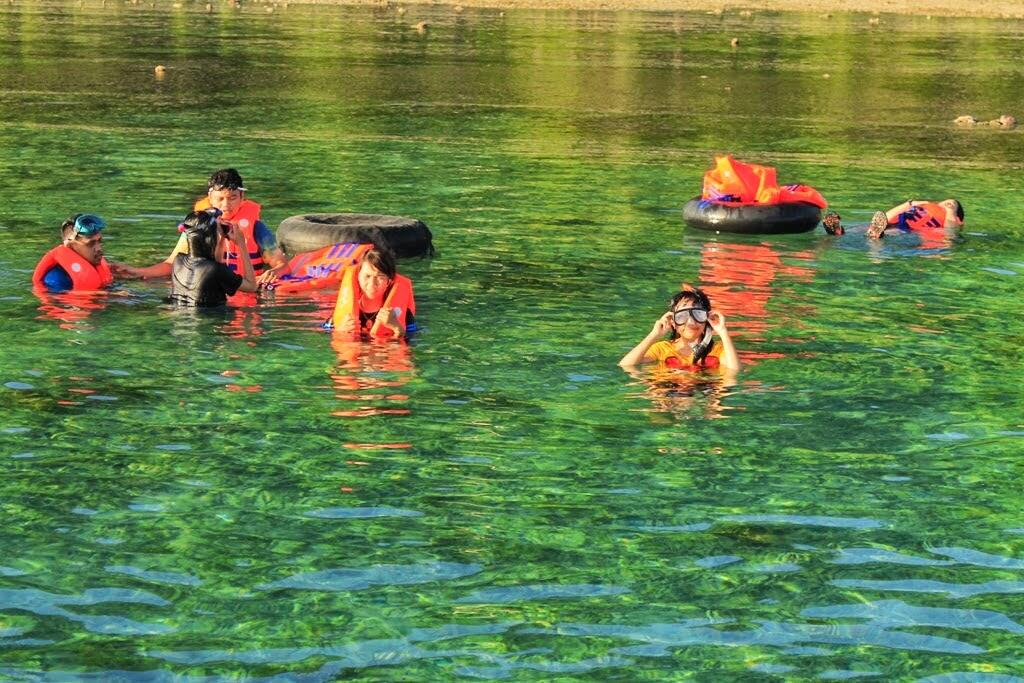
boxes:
[2,1,1024,679]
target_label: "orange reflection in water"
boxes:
[698,240,816,364]
[330,338,415,451]
[628,367,738,421]
[331,337,415,452]
[34,289,109,329]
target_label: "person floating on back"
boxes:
[119,168,290,284]
[619,284,740,372]
[331,246,415,339]
[866,198,964,239]
[170,209,257,307]
[32,214,115,292]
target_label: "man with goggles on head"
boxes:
[32,214,118,292]
[118,168,290,286]
[619,284,740,372]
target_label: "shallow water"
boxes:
[2,2,1024,680]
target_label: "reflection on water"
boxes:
[2,1,1024,680]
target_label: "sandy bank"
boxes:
[288,0,1024,19]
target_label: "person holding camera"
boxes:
[119,168,289,285]
[170,209,257,307]
[619,284,740,372]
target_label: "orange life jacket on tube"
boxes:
[32,245,114,291]
[331,266,415,339]
[701,155,827,209]
[271,243,375,295]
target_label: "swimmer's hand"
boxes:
[650,311,674,338]
[256,268,281,286]
[709,310,730,337]
[109,262,142,279]
[222,221,246,246]
[372,307,404,337]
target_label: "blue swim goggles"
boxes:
[71,214,106,236]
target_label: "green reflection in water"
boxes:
[1,1,1024,679]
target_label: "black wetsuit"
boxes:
[171,255,244,307]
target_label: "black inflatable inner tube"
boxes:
[278,213,434,258]
[682,196,822,235]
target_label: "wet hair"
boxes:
[952,200,964,222]
[179,210,220,260]
[667,283,711,316]
[207,168,245,192]
[360,245,397,280]
[667,283,714,365]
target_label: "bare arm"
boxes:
[256,247,290,285]
[709,311,740,372]
[885,200,916,222]
[619,313,672,368]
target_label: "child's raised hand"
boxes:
[650,311,674,338]
[708,310,729,336]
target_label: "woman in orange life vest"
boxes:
[619,285,740,372]
[866,198,964,239]
[32,214,116,292]
[330,246,416,339]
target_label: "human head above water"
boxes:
[940,199,965,224]
[666,283,711,341]
[179,209,221,260]
[357,245,397,299]
[207,168,246,216]
[60,213,106,266]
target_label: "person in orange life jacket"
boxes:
[170,209,257,307]
[867,198,964,239]
[118,168,289,284]
[619,284,740,372]
[32,214,120,292]
[330,246,416,339]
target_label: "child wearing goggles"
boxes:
[619,284,739,372]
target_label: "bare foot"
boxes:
[866,211,888,239]
[822,211,844,235]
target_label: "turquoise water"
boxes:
[2,1,1024,679]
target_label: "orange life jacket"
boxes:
[271,243,374,295]
[701,155,828,209]
[193,197,266,274]
[331,266,415,339]
[32,245,114,291]
[891,202,947,231]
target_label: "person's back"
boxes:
[172,253,240,307]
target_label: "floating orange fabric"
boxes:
[331,266,415,339]
[701,156,827,209]
[32,245,114,291]
[271,243,374,294]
